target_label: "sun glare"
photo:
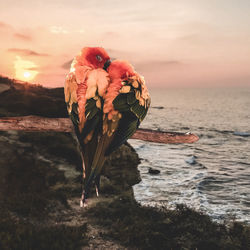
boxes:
[23,71,31,79]
[14,56,38,82]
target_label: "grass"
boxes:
[18,132,82,167]
[0,210,88,250]
[87,195,250,250]
[0,139,68,217]
[0,77,68,118]
[0,129,89,249]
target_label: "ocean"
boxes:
[129,87,250,223]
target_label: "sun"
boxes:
[14,56,38,82]
[23,71,31,79]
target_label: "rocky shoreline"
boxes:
[0,129,140,249]
[0,77,250,249]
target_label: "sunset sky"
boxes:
[0,0,250,88]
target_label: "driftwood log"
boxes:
[0,116,199,144]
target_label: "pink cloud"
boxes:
[7,48,50,57]
[61,59,72,69]
[135,60,182,71]
[13,33,32,41]
[0,21,12,29]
